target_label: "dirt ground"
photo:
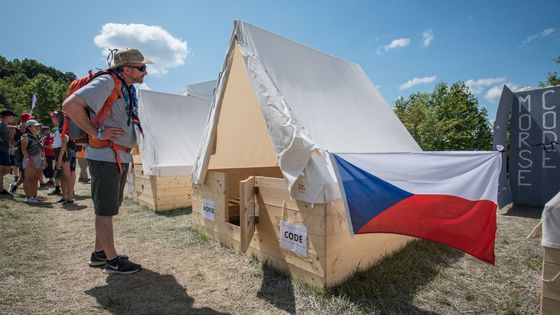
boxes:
[0,171,544,314]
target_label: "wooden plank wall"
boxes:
[324,199,413,287]
[542,247,560,315]
[192,169,327,287]
[133,165,192,211]
[192,168,413,288]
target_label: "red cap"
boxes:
[20,113,35,122]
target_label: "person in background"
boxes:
[76,143,90,183]
[41,126,55,186]
[0,109,16,195]
[9,112,34,194]
[56,124,75,205]
[21,119,45,203]
[48,111,62,196]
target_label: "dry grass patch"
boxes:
[0,173,543,314]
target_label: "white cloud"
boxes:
[484,83,532,103]
[422,29,434,47]
[399,76,436,90]
[520,27,557,47]
[484,86,504,103]
[94,23,188,76]
[465,77,506,94]
[377,38,411,54]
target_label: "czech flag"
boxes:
[331,152,501,264]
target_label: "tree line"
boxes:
[394,55,559,151]
[0,56,76,127]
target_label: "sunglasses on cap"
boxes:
[127,65,147,72]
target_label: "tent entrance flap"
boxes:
[208,43,277,170]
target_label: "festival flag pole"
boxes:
[29,94,37,114]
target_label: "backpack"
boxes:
[13,131,41,161]
[60,69,132,172]
[12,128,23,162]
[60,69,123,143]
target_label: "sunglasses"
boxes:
[127,65,147,72]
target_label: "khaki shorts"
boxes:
[88,159,129,216]
[22,154,46,170]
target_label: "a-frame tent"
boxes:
[139,89,211,176]
[132,89,211,211]
[191,20,421,287]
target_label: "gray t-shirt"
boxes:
[0,122,9,152]
[74,75,137,163]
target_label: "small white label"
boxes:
[280,221,308,257]
[202,198,215,221]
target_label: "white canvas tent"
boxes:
[182,80,217,100]
[138,89,212,176]
[192,20,420,203]
[190,20,422,287]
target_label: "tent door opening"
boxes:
[239,176,257,252]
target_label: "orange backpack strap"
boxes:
[111,143,132,173]
[91,72,123,127]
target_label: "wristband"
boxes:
[97,127,104,140]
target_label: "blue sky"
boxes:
[1,0,558,120]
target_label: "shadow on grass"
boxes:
[329,240,464,314]
[257,263,296,314]
[85,268,229,314]
[74,194,90,201]
[27,202,54,208]
[61,203,88,211]
[501,204,543,219]
[155,207,192,217]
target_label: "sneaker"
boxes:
[56,198,66,203]
[25,196,39,204]
[0,189,12,196]
[89,252,129,267]
[61,199,74,205]
[89,251,107,267]
[8,183,17,193]
[104,256,141,275]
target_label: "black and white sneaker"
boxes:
[61,199,74,205]
[104,256,141,275]
[89,250,107,267]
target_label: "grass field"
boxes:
[0,174,543,314]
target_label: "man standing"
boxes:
[63,48,151,274]
[0,109,16,195]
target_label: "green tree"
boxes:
[0,55,75,127]
[394,82,493,151]
[539,56,560,87]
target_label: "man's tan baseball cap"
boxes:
[110,48,153,68]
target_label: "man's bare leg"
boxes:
[95,216,117,260]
